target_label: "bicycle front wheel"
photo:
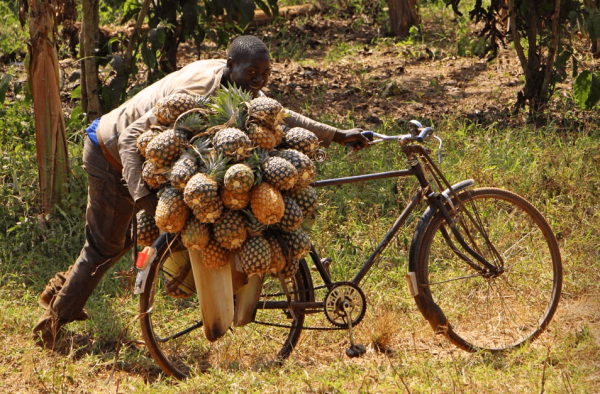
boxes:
[411,187,562,352]
[139,237,311,379]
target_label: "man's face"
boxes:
[227,53,271,97]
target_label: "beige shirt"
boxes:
[97,59,338,202]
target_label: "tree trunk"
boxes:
[81,0,101,120]
[27,0,70,214]
[386,0,419,37]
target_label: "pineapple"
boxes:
[287,185,318,217]
[282,127,319,157]
[153,93,208,126]
[135,209,160,246]
[245,122,278,150]
[258,150,298,191]
[281,227,311,260]
[142,161,169,190]
[145,128,189,167]
[213,127,253,162]
[265,234,286,273]
[184,152,228,209]
[240,213,271,276]
[213,211,248,250]
[279,258,300,279]
[181,216,211,250]
[155,186,189,233]
[192,199,223,223]
[246,96,285,126]
[202,238,231,269]
[250,182,285,225]
[223,161,256,193]
[221,187,251,210]
[137,126,163,158]
[279,195,304,231]
[168,152,198,192]
[278,149,316,189]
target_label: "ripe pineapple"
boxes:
[155,186,189,233]
[282,127,319,157]
[192,199,223,223]
[279,258,300,279]
[223,161,256,193]
[202,238,231,269]
[135,209,160,246]
[145,128,189,168]
[278,149,315,189]
[213,211,247,250]
[137,126,163,158]
[183,152,228,209]
[181,216,211,250]
[250,182,285,225]
[245,122,278,150]
[246,97,285,127]
[257,150,298,191]
[213,127,253,162]
[240,214,271,276]
[265,234,286,274]
[287,185,318,217]
[281,227,311,260]
[142,161,169,190]
[153,93,208,126]
[279,195,304,231]
[168,152,198,192]
[221,187,251,210]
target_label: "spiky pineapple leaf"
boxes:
[208,83,253,128]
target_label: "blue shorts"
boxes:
[85,118,102,146]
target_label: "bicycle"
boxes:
[135,121,563,379]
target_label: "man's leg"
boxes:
[33,137,135,349]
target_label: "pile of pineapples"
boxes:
[135,86,320,292]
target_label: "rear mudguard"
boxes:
[407,179,475,333]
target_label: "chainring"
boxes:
[324,282,367,328]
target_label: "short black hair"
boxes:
[228,35,270,61]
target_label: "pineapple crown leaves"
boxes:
[208,83,253,129]
[189,137,212,157]
[200,149,230,183]
[242,152,263,185]
[174,109,211,136]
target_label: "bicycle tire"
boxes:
[410,187,562,352]
[139,236,312,379]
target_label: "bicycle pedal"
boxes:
[311,257,332,278]
[346,344,366,358]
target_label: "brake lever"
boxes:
[434,135,443,163]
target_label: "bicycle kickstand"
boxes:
[342,302,366,358]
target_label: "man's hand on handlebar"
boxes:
[332,128,371,151]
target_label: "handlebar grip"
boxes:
[416,127,434,143]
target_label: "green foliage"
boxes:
[573,70,600,109]
[0,0,27,57]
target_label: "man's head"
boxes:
[223,35,271,97]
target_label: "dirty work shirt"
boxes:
[96,59,339,204]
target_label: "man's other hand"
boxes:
[137,193,158,217]
[332,129,371,151]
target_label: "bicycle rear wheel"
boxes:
[411,187,562,352]
[139,236,311,379]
